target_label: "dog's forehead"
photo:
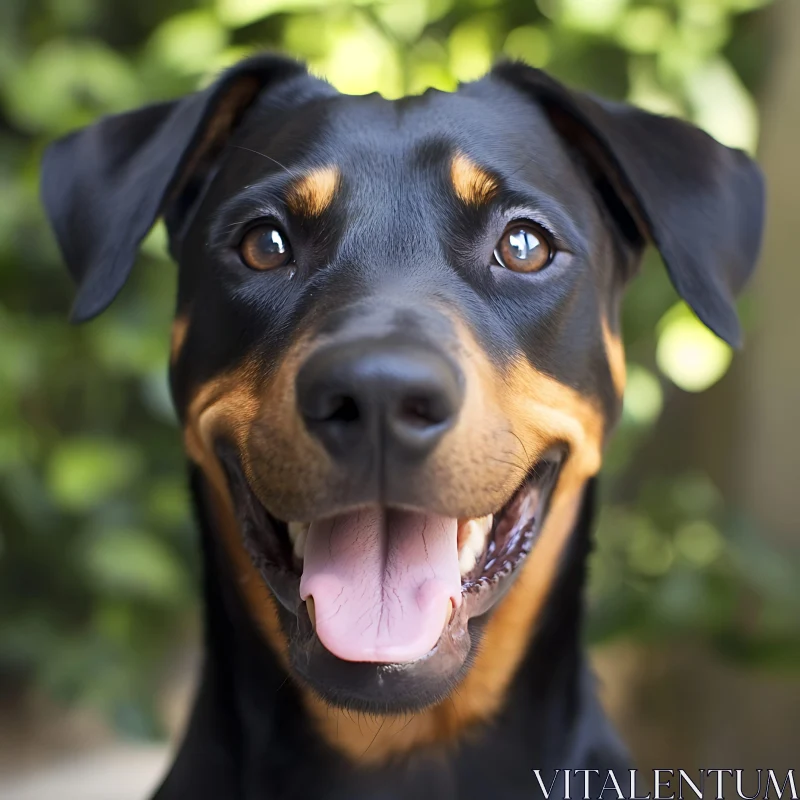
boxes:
[236,79,584,203]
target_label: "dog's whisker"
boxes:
[359,715,388,759]
[230,144,292,175]
[487,454,529,474]
[392,712,417,739]
[506,428,531,464]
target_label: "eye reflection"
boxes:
[494,224,552,273]
[240,224,293,271]
[508,229,541,261]
[263,228,287,254]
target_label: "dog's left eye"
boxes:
[493,224,553,273]
[239,225,293,271]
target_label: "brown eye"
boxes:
[494,224,552,273]
[239,225,292,271]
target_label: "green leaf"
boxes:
[47,438,143,511]
[82,528,188,604]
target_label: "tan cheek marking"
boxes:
[450,152,498,206]
[184,365,290,667]
[430,322,529,514]
[601,316,627,398]
[237,332,335,521]
[286,166,339,217]
[170,313,190,365]
[502,359,605,497]
[455,318,605,501]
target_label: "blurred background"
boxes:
[0,0,798,797]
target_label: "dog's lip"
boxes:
[218,444,563,628]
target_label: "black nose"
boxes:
[296,339,463,461]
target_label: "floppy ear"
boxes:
[40,54,312,322]
[492,62,766,347]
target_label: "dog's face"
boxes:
[173,79,622,707]
[41,57,763,722]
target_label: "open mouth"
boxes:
[218,446,562,705]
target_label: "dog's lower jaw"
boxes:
[151,470,630,800]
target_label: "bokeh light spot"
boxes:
[656,302,733,392]
[675,520,724,566]
[623,364,664,426]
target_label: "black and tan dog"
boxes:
[40,54,764,799]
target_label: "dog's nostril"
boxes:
[322,395,360,424]
[397,395,443,429]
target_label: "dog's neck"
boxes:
[153,473,628,800]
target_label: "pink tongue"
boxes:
[299,509,461,664]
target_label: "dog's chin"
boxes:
[217,447,563,714]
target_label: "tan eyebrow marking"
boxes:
[286,166,340,216]
[450,152,499,206]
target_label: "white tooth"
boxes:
[458,515,493,577]
[288,522,310,561]
[459,547,478,576]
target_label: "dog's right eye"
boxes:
[239,225,293,271]
[493,223,553,273]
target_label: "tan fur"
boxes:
[450,152,498,206]
[240,332,335,522]
[167,76,262,209]
[601,316,627,398]
[286,166,340,217]
[183,363,289,666]
[170,312,190,365]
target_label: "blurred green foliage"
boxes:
[0,0,797,738]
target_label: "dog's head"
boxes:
[41,55,763,722]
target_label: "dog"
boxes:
[39,54,764,799]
